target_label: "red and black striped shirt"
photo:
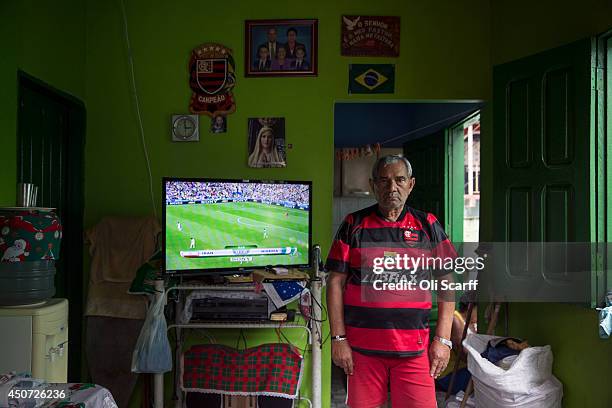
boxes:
[326,204,456,357]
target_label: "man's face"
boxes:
[267,29,277,42]
[370,161,415,211]
[287,31,297,43]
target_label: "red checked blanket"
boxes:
[181,343,303,399]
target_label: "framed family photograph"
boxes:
[245,19,318,77]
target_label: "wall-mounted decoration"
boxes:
[171,114,199,142]
[245,19,318,77]
[210,115,227,134]
[341,16,400,57]
[247,118,286,168]
[189,43,236,116]
[349,64,395,94]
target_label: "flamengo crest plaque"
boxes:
[189,43,236,117]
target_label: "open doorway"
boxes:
[330,101,482,407]
[463,116,480,242]
[333,102,482,233]
[17,72,86,380]
[451,112,481,243]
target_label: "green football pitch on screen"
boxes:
[165,201,309,271]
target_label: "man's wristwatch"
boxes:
[331,334,347,342]
[433,335,453,349]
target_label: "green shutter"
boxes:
[491,37,606,306]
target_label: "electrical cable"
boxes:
[119,0,157,218]
[276,321,309,356]
[235,328,248,350]
[303,280,328,323]
[298,280,329,349]
[321,330,330,347]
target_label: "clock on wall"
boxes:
[171,114,199,142]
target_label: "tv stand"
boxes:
[197,274,226,285]
[153,246,324,408]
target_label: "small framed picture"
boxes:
[210,115,227,133]
[247,118,286,168]
[245,19,318,77]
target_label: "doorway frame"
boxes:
[333,99,485,239]
[594,29,612,305]
[17,70,86,380]
[446,110,481,243]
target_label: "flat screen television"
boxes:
[163,178,312,275]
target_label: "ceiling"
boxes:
[334,102,482,148]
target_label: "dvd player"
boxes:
[190,295,269,321]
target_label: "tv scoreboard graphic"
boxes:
[180,246,297,261]
[167,197,309,210]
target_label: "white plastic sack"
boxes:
[463,333,563,408]
[473,376,563,408]
[443,391,476,408]
[131,293,172,373]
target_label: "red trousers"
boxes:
[346,349,436,408]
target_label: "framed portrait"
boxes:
[247,118,286,168]
[245,19,318,77]
[210,115,227,134]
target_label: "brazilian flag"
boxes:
[349,64,395,94]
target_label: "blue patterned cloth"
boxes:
[262,281,306,309]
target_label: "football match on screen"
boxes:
[164,180,310,272]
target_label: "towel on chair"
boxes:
[86,215,160,284]
[84,215,160,319]
[84,215,160,407]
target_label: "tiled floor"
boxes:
[330,365,347,407]
[330,366,393,408]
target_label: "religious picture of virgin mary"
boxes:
[247,118,286,168]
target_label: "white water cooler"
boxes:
[0,298,68,382]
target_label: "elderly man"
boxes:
[259,27,281,60]
[326,155,456,408]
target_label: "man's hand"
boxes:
[332,341,354,375]
[429,339,451,378]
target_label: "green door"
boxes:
[403,127,465,332]
[491,38,604,304]
[403,131,446,226]
[17,72,86,380]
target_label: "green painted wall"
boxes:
[4,0,611,406]
[489,2,612,407]
[507,303,612,406]
[0,0,86,205]
[83,0,490,405]
[491,0,612,65]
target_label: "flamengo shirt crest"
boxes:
[325,204,457,357]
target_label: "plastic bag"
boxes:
[463,333,563,408]
[131,292,172,373]
[473,375,563,408]
[444,390,476,408]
